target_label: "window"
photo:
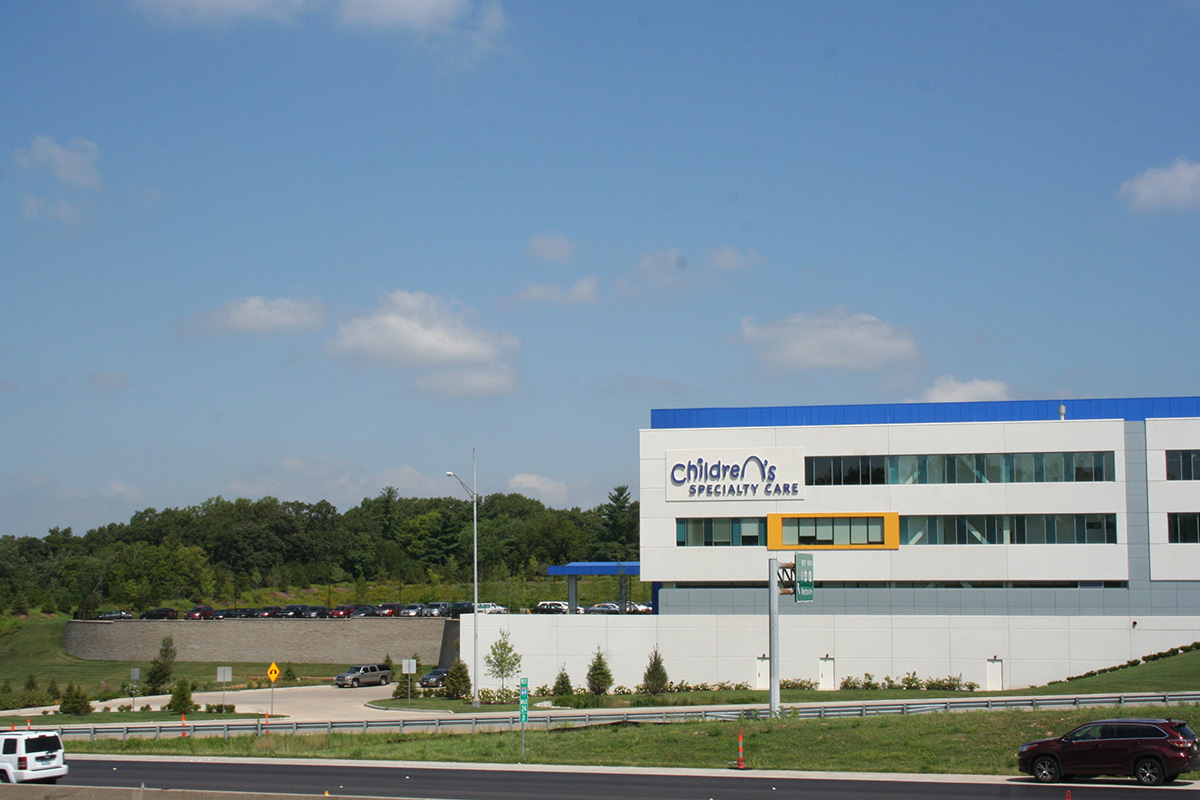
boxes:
[902,514,1117,545]
[1169,513,1200,543]
[1167,450,1200,481]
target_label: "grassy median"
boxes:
[64,704,1200,774]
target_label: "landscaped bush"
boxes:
[780,678,818,690]
[553,693,606,708]
[204,704,236,713]
[477,687,518,704]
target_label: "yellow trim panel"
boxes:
[767,513,900,550]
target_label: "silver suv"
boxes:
[334,663,393,688]
[0,731,68,784]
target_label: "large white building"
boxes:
[465,396,1200,693]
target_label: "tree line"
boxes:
[0,485,639,617]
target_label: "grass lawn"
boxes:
[64,703,1200,774]
[0,615,343,698]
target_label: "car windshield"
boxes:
[25,735,62,753]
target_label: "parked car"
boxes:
[532,601,568,614]
[423,602,450,617]
[1018,717,1200,785]
[258,605,283,618]
[448,601,474,618]
[584,602,620,614]
[376,603,403,617]
[302,605,329,618]
[334,663,393,688]
[211,608,235,620]
[228,607,257,619]
[95,610,132,620]
[328,604,355,618]
[476,602,508,614]
[399,603,425,617]
[419,668,449,688]
[350,605,378,617]
[280,604,309,618]
[0,730,68,785]
[140,607,177,620]
[184,605,214,620]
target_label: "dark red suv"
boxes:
[1018,717,1199,786]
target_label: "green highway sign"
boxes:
[795,552,814,602]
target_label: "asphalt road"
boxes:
[64,756,1198,800]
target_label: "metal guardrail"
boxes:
[49,692,1200,742]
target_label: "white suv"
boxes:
[0,731,68,784]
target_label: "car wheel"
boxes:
[1031,756,1060,783]
[351,678,359,688]
[1135,758,1165,786]
[380,677,388,686]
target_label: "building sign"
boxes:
[665,449,805,501]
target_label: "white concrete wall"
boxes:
[462,613,1200,693]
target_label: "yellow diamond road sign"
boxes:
[267,662,280,684]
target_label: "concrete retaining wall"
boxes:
[63,619,456,667]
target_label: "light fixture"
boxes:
[447,450,480,709]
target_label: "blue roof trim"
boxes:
[650,396,1200,429]
[547,561,640,576]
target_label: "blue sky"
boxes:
[4,0,1200,538]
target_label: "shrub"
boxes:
[586,648,612,696]
[641,646,669,695]
[166,680,199,714]
[861,673,880,690]
[441,659,472,701]
[477,687,518,704]
[58,683,93,716]
[839,675,863,690]
[901,671,924,690]
[552,664,573,697]
[780,678,818,690]
[554,693,605,709]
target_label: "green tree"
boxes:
[145,635,177,692]
[24,674,37,692]
[642,646,669,694]
[484,629,522,690]
[442,658,472,701]
[552,664,573,697]
[593,486,639,561]
[58,683,93,716]
[166,679,199,714]
[586,647,613,695]
[46,678,61,701]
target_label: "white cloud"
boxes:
[1120,158,1200,212]
[507,473,568,506]
[131,0,315,24]
[104,480,143,501]
[15,135,102,189]
[412,363,517,396]
[514,276,599,305]
[527,233,575,264]
[194,296,327,335]
[88,371,130,391]
[326,290,518,396]
[916,375,1011,403]
[637,248,690,285]
[737,306,920,371]
[20,196,82,224]
[339,0,471,30]
[708,245,763,272]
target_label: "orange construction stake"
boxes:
[736,727,746,769]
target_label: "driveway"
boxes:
[10,682,442,723]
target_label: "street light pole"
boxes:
[447,448,480,709]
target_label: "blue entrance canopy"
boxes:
[547,561,640,577]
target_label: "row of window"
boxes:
[1167,451,1200,481]
[805,452,1116,486]
[672,580,1129,589]
[900,514,1117,545]
[677,514,1117,546]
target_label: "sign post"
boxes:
[217,666,232,709]
[519,677,529,760]
[401,659,417,704]
[130,668,140,708]
[267,662,280,717]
